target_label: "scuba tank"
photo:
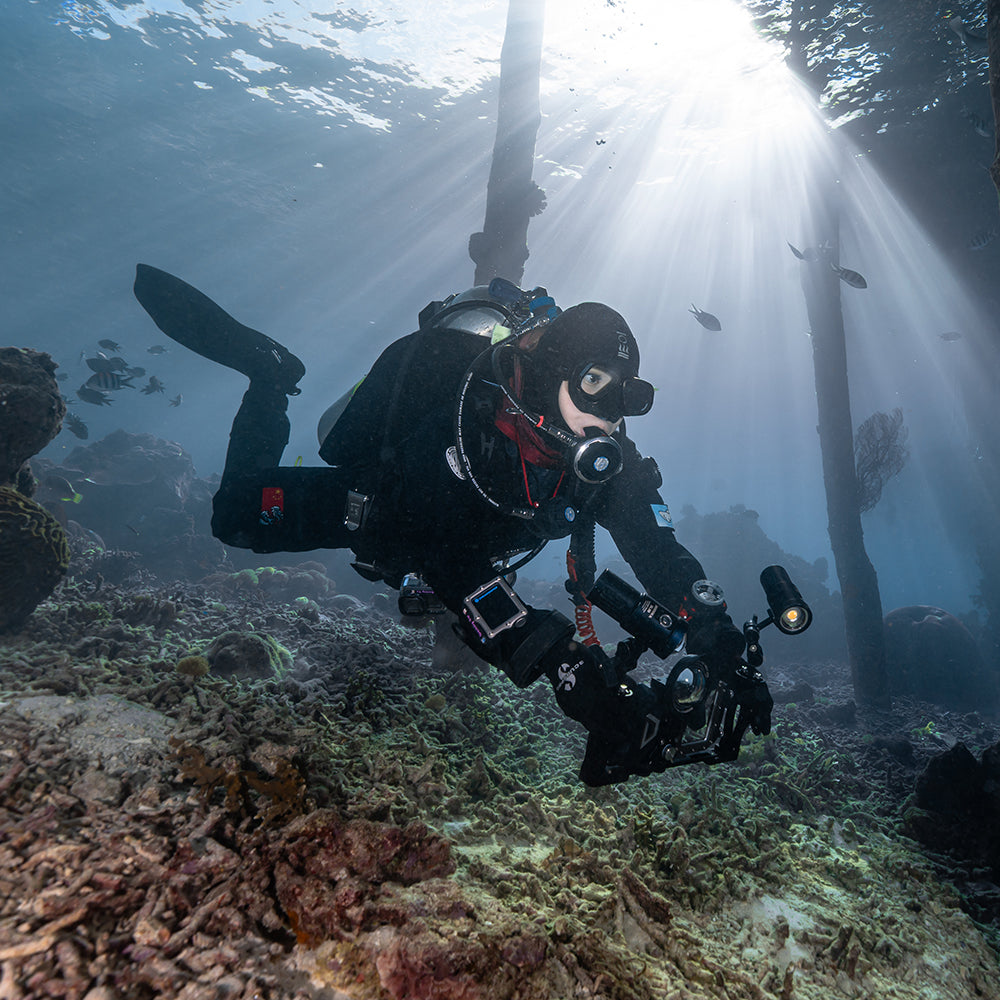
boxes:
[317,278,558,449]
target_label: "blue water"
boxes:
[4,0,998,620]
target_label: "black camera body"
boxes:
[586,566,811,770]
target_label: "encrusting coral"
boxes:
[0,487,71,633]
[0,572,998,999]
[0,347,70,632]
[0,347,66,487]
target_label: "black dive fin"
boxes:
[133,264,304,391]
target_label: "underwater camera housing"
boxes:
[588,564,811,769]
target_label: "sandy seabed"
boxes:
[1,569,998,1000]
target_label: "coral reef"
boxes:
[0,486,70,633]
[176,653,211,677]
[202,561,337,602]
[0,348,71,632]
[904,739,1000,920]
[33,430,227,580]
[884,604,997,710]
[205,630,292,680]
[0,346,65,487]
[0,574,998,999]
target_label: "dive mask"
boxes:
[569,361,655,423]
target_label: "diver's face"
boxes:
[558,381,621,437]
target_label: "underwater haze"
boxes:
[5,4,1000,999]
[5,0,999,613]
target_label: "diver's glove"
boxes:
[693,625,773,738]
[686,612,772,736]
[730,663,773,736]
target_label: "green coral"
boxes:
[176,654,211,678]
[0,486,70,633]
[232,568,259,590]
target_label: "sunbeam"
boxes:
[13,0,1000,615]
[519,0,997,613]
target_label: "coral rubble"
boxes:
[0,574,998,999]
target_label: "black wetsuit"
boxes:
[211,325,746,778]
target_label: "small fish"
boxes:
[85,371,134,391]
[961,107,994,138]
[127,366,146,378]
[948,15,988,51]
[147,345,169,355]
[141,376,166,395]
[939,331,962,342]
[689,304,722,331]
[788,240,832,262]
[107,356,130,373]
[64,412,89,439]
[830,263,868,289]
[86,354,116,373]
[785,240,820,264]
[968,228,997,251]
[56,372,68,382]
[77,385,112,406]
[98,338,122,352]
[169,394,183,407]
[43,474,82,504]
[125,523,141,536]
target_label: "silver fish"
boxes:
[85,371,134,391]
[961,107,994,138]
[830,263,868,289]
[689,304,722,331]
[77,385,112,406]
[787,241,820,262]
[949,15,988,52]
[968,228,997,251]
[86,353,115,373]
[64,412,89,439]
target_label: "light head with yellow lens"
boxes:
[760,565,813,636]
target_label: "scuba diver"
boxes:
[133,264,773,786]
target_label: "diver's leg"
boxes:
[211,381,292,549]
[133,264,305,392]
[211,386,362,553]
[212,463,355,553]
[220,383,291,485]
[211,383,359,552]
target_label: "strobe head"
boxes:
[760,565,812,635]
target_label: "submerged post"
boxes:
[988,0,1000,207]
[800,184,891,711]
[469,0,546,287]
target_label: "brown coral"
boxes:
[0,347,66,487]
[0,486,69,633]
